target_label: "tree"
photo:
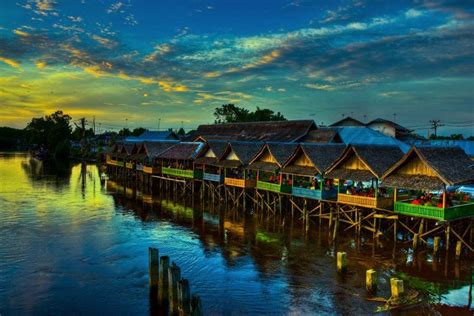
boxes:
[176,128,186,136]
[213,104,287,123]
[132,127,147,137]
[25,110,72,157]
[429,134,465,140]
[214,104,250,123]
[71,127,94,141]
[253,107,286,122]
[118,128,132,137]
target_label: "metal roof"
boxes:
[124,131,178,142]
[406,140,474,158]
[333,126,411,153]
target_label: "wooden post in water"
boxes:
[159,256,170,302]
[179,278,191,315]
[168,262,181,314]
[390,278,404,299]
[366,269,377,293]
[433,236,441,255]
[148,248,159,290]
[455,241,462,259]
[191,295,202,316]
[336,251,347,273]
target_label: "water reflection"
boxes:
[0,153,472,315]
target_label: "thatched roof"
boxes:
[189,120,316,142]
[248,143,298,171]
[330,116,365,127]
[142,141,179,159]
[382,146,474,190]
[303,144,346,173]
[325,144,404,181]
[299,129,342,143]
[217,141,263,167]
[122,143,135,154]
[158,142,204,161]
[281,144,345,176]
[194,140,228,165]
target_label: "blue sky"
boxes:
[0,0,473,135]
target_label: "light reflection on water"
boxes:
[0,153,472,315]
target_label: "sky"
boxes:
[0,0,473,135]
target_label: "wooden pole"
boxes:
[148,248,159,290]
[336,251,347,273]
[366,269,377,293]
[159,256,170,302]
[413,233,419,251]
[179,279,191,315]
[168,262,181,314]
[446,224,451,252]
[390,278,404,299]
[434,236,441,255]
[455,241,462,259]
[191,295,202,316]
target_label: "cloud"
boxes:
[0,56,20,68]
[304,83,335,91]
[14,29,30,37]
[405,9,423,19]
[107,2,126,14]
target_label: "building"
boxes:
[330,116,414,140]
[188,120,317,143]
[366,118,413,139]
[125,130,178,142]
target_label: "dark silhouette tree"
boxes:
[214,104,286,123]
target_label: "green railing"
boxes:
[257,181,292,193]
[394,201,474,221]
[162,167,203,179]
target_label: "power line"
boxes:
[429,120,444,137]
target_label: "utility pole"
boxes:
[158,118,161,131]
[429,120,444,137]
[93,116,96,135]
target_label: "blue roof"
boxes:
[407,140,474,157]
[334,127,411,153]
[124,130,178,142]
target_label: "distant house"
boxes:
[330,126,411,153]
[124,130,178,142]
[330,116,414,140]
[366,118,413,139]
[188,120,317,143]
[330,117,365,127]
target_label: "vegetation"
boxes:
[0,127,27,150]
[214,104,286,123]
[429,134,473,140]
[117,127,148,137]
[25,111,72,158]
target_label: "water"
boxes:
[0,153,472,315]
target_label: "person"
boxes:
[269,175,274,183]
[412,196,423,205]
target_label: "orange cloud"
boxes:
[0,56,20,68]
[14,29,30,37]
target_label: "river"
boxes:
[0,153,472,315]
